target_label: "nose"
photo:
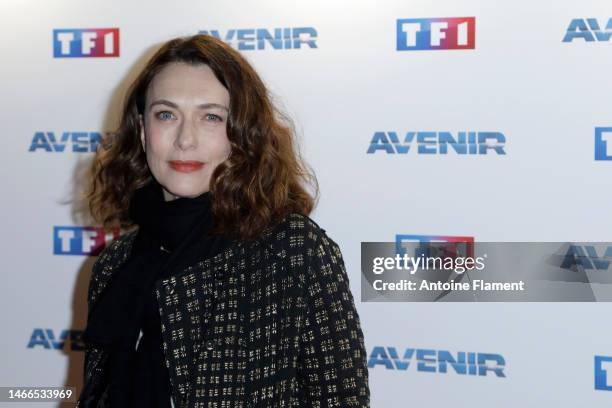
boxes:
[174,120,197,151]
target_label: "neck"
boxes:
[162,188,209,202]
[163,192,179,202]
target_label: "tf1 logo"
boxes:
[397,17,475,51]
[53,28,120,58]
[53,226,121,256]
[396,235,475,259]
[595,127,612,161]
[595,356,612,391]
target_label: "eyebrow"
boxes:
[148,99,229,112]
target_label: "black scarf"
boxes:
[82,178,232,406]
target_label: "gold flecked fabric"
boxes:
[77,213,370,407]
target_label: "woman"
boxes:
[76,34,369,408]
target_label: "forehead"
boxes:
[146,62,229,104]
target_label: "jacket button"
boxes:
[205,339,214,350]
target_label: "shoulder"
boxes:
[95,229,137,267]
[87,229,138,308]
[256,212,343,265]
[261,212,328,246]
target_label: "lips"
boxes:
[168,160,205,173]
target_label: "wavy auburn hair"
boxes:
[87,34,318,241]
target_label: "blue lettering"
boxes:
[477,353,506,377]
[478,132,506,154]
[562,245,593,270]
[438,131,467,154]
[367,346,394,369]
[29,132,102,153]
[438,351,467,374]
[562,245,612,271]
[563,19,595,42]
[90,132,102,152]
[27,328,51,349]
[257,28,283,50]
[28,132,52,152]
[27,328,85,350]
[367,132,396,154]
[292,27,318,49]
[588,18,612,41]
[200,28,317,49]
[585,246,612,270]
[561,18,612,42]
[199,29,236,42]
[72,132,89,152]
[416,349,437,372]
[237,29,256,50]
[387,347,414,370]
[367,131,506,155]
[368,347,505,377]
[417,132,437,154]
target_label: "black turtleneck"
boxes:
[82,179,232,407]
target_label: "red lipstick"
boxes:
[168,160,204,173]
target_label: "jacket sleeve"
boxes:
[82,255,103,385]
[76,256,108,408]
[297,232,370,407]
[77,233,133,407]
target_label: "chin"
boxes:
[163,183,208,199]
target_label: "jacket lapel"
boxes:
[153,240,246,405]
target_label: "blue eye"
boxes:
[205,113,222,122]
[155,111,174,121]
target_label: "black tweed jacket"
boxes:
[76,213,370,408]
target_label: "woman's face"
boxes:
[140,62,231,201]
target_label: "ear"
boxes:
[139,114,145,152]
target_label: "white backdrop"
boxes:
[1,0,612,406]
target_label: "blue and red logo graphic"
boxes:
[53,226,121,256]
[397,17,475,51]
[595,127,612,161]
[396,235,475,258]
[53,28,120,58]
[595,356,612,391]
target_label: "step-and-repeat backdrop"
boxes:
[2,0,612,406]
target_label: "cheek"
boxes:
[210,132,231,161]
[145,130,170,164]
[221,137,231,156]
